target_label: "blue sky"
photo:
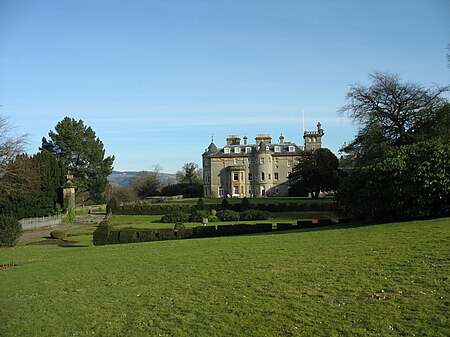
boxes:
[1,0,449,173]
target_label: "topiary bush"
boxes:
[190,210,210,223]
[50,230,66,240]
[240,209,270,221]
[106,197,118,214]
[240,197,251,211]
[217,210,240,222]
[93,219,114,245]
[0,215,22,247]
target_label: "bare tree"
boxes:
[0,115,36,200]
[338,72,448,165]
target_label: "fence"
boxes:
[19,215,63,231]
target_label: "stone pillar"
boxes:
[62,173,76,212]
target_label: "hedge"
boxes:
[113,200,337,216]
[277,223,293,231]
[194,225,217,238]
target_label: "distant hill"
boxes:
[108,171,178,186]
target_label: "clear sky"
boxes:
[1,0,449,173]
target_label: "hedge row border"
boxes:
[93,218,350,245]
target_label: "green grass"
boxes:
[1,217,449,336]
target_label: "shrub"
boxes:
[174,223,186,231]
[190,210,210,223]
[93,220,113,245]
[207,215,220,222]
[62,210,75,224]
[0,215,22,247]
[217,210,240,222]
[221,198,230,210]
[108,229,121,244]
[161,211,189,224]
[50,230,66,240]
[240,197,251,211]
[118,228,139,243]
[106,197,118,214]
[196,197,205,210]
[240,209,270,221]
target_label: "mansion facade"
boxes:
[202,123,324,198]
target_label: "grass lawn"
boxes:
[1,217,449,336]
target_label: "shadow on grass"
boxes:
[58,244,90,248]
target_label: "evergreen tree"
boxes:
[41,117,115,204]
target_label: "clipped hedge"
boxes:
[194,225,217,238]
[177,228,194,239]
[50,230,66,240]
[277,223,293,231]
[138,230,158,242]
[118,228,139,243]
[158,228,176,240]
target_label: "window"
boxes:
[205,187,210,196]
[248,173,253,181]
[240,172,244,181]
[289,146,295,152]
[274,146,281,153]
[265,145,270,151]
[205,172,210,183]
[268,173,271,180]
[219,187,224,197]
[245,147,252,153]
[233,186,239,195]
[234,147,241,154]
[287,160,293,167]
[274,172,279,181]
[224,148,230,154]
[275,187,279,194]
[268,157,271,164]
[233,158,237,165]
[233,172,239,181]
[275,158,279,164]
[260,158,264,164]
[261,172,265,181]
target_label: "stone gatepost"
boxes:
[62,173,76,212]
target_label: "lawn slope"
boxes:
[1,218,449,336]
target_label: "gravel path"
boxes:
[19,214,106,243]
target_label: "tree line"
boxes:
[105,162,203,202]
[0,115,204,220]
[289,71,449,222]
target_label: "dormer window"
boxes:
[234,147,241,154]
[265,145,270,151]
[224,148,230,154]
[274,146,281,152]
[245,147,252,153]
[288,146,295,152]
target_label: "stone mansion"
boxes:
[202,122,324,198]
